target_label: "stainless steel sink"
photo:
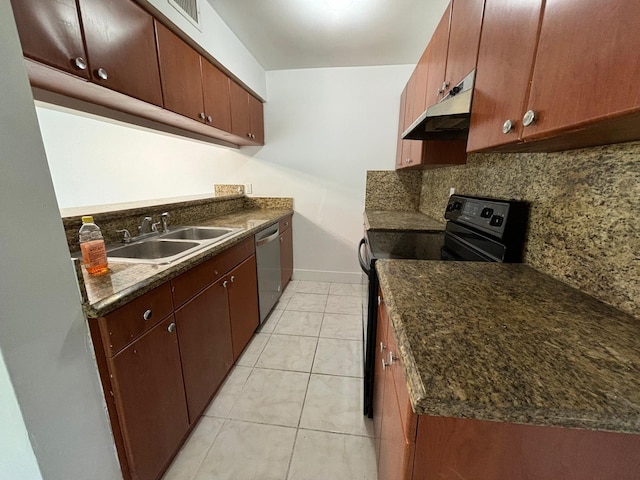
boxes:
[160,226,237,241]
[106,226,242,265]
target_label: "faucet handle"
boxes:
[151,221,161,232]
[116,229,132,243]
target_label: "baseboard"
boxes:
[292,269,363,284]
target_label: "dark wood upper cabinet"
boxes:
[10,0,90,79]
[444,0,485,96]
[230,80,264,145]
[174,278,233,423]
[425,4,451,107]
[467,0,543,151]
[523,0,640,142]
[77,0,163,106]
[201,59,232,132]
[107,315,189,480]
[155,20,205,122]
[230,80,252,140]
[248,94,265,145]
[470,0,640,152]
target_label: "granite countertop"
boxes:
[376,260,640,434]
[80,207,292,318]
[364,210,445,231]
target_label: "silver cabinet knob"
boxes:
[379,341,386,353]
[74,57,87,70]
[405,158,413,164]
[96,68,108,80]
[388,351,396,366]
[502,119,514,134]
[522,110,536,127]
[142,309,152,321]
[199,112,206,120]
[223,280,228,288]
[230,275,235,283]
[382,357,389,369]
[247,133,252,138]
[167,322,176,333]
[206,115,213,123]
[280,236,284,242]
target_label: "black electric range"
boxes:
[358,194,529,417]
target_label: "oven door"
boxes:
[358,236,377,417]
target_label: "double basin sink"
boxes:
[107,226,242,265]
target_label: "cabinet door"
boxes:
[201,59,232,132]
[396,88,408,169]
[523,0,640,142]
[444,0,485,95]
[373,295,388,458]
[467,0,543,151]
[155,21,205,122]
[229,80,251,140]
[248,94,265,145]
[398,73,424,169]
[228,255,260,360]
[378,371,415,480]
[174,278,233,422]
[280,226,293,291]
[425,5,451,107]
[78,0,163,106]
[108,315,189,480]
[10,0,90,79]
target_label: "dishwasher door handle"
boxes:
[256,229,280,246]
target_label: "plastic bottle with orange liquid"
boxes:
[79,216,109,275]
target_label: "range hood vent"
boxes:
[402,70,475,141]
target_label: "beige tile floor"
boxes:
[162,280,377,480]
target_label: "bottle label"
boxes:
[81,240,108,270]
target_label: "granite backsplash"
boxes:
[365,170,422,211]
[418,141,640,318]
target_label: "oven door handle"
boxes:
[358,238,371,276]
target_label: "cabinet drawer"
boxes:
[279,214,293,232]
[99,282,173,357]
[171,236,256,308]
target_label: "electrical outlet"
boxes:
[244,183,253,194]
[449,187,455,197]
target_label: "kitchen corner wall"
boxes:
[419,142,640,319]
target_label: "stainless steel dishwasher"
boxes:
[255,224,282,323]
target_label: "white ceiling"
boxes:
[205,0,450,70]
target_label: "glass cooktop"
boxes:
[366,230,445,260]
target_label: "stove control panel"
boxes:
[445,195,512,237]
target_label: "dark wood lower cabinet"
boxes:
[375,291,640,480]
[228,255,260,360]
[107,315,189,480]
[174,277,233,422]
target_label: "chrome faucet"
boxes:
[160,212,170,233]
[139,216,153,235]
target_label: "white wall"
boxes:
[38,64,413,282]
[0,2,121,478]
[145,0,266,98]
[247,65,414,281]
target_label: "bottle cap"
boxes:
[81,215,94,223]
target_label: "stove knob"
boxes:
[490,215,504,227]
[481,207,494,218]
[453,201,462,210]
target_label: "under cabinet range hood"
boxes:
[402,70,475,141]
